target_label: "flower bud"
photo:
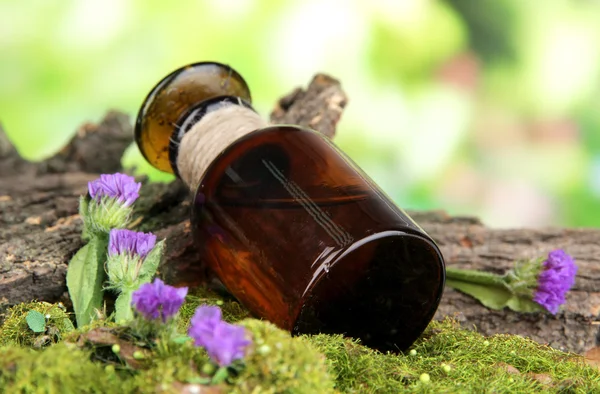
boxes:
[105,229,160,290]
[80,173,141,237]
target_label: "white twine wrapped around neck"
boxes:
[176,104,268,191]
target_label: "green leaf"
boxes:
[506,295,545,313]
[114,290,134,323]
[447,278,546,313]
[137,240,165,284]
[66,235,108,327]
[211,366,230,384]
[172,335,192,344]
[26,310,47,333]
[445,279,512,310]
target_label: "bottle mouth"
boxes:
[134,61,252,174]
[292,230,446,352]
[169,95,255,179]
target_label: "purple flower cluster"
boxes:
[109,229,156,259]
[189,305,251,367]
[88,173,141,207]
[131,278,188,322]
[533,249,577,314]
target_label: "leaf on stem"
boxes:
[114,290,134,323]
[446,279,512,310]
[26,310,46,333]
[446,279,545,313]
[137,239,165,284]
[506,295,544,313]
[66,235,108,327]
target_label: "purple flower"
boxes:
[533,249,577,314]
[189,305,223,347]
[188,305,251,367]
[131,278,188,322]
[207,323,251,367]
[109,229,157,259]
[88,173,141,207]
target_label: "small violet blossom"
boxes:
[533,249,577,315]
[189,305,251,367]
[131,278,188,322]
[188,305,223,344]
[106,229,161,289]
[88,173,141,207]
[109,229,157,259]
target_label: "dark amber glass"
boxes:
[190,124,446,352]
[134,62,251,173]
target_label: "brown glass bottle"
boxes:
[134,62,446,352]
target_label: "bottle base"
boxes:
[292,230,445,352]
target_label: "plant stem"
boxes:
[445,267,507,287]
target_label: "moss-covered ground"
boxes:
[1,287,598,393]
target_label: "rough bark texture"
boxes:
[1,74,599,355]
[270,74,347,139]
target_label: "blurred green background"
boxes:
[2,0,600,228]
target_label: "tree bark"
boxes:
[1,75,598,355]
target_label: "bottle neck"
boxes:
[170,96,268,191]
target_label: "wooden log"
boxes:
[1,75,598,355]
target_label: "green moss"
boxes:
[2,296,599,393]
[178,288,335,392]
[308,318,600,393]
[0,343,122,393]
[0,302,74,347]
[126,343,211,393]
[231,318,336,394]
[177,286,251,332]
